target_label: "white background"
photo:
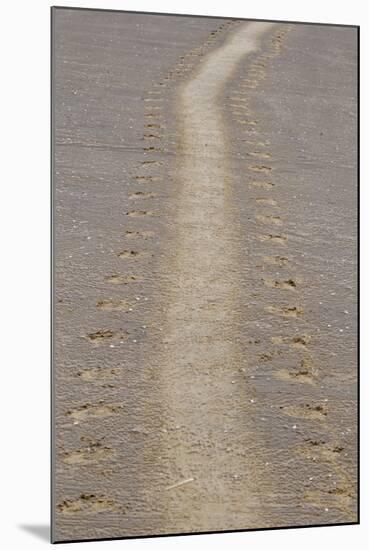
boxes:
[0,0,366,548]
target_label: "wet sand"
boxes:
[52,8,358,542]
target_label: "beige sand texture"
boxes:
[52,8,357,542]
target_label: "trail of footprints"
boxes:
[59,22,354,522]
[230,25,355,517]
[297,438,356,519]
[59,20,239,516]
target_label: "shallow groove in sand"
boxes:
[159,22,276,532]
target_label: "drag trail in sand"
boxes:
[158,22,276,532]
[53,10,357,540]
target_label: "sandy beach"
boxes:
[52,9,358,542]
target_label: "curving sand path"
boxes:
[158,22,276,533]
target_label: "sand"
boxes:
[52,8,358,542]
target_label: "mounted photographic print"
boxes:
[51,6,359,543]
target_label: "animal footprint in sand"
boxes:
[275,368,314,385]
[303,487,354,516]
[125,230,155,239]
[263,255,289,266]
[249,165,272,173]
[143,146,164,153]
[118,250,145,259]
[57,494,120,515]
[126,210,156,217]
[144,113,161,119]
[140,160,162,166]
[66,402,122,421]
[238,119,258,126]
[96,299,134,312]
[250,180,275,189]
[255,198,277,206]
[146,90,162,96]
[129,191,157,199]
[133,175,159,182]
[274,359,317,385]
[86,330,128,343]
[228,95,249,103]
[258,234,287,245]
[256,214,283,226]
[280,403,328,421]
[248,151,271,159]
[62,442,114,465]
[143,134,161,140]
[242,79,258,88]
[271,334,310,348]
[258,352,273,362]
[105,274,140,284]
[77,367,119,381]
[266,305,303,317]
[252,61,266,69]
[244,140,270,147]
[143,97,163,103]
[300,439,344,461]
[263,277,296,290]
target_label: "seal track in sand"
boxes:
[158,22,276,533]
